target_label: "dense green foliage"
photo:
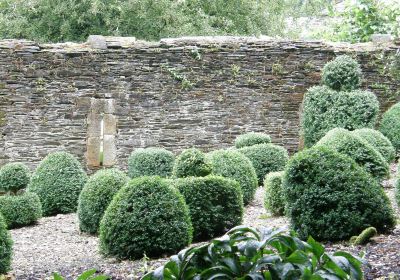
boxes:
[283,146,395,241]
[53,269,109,280]
[0,192,42,229]
[321,55,362,91]
[173,176,243,241]
[0,213,12,274]
[264,171,285,216]
[380,102,400,153]
[316,128,389,180]
[352,227,377,245]
[172,148,211,178]
[234,132,271,148]
[128,147,175,178]
[0,163,30,193]
[28,152,88,216]
[238,143,288,185]
[99,176,192,259]
[208,150,257,205]
[353,128,395,163]
[143,226,364,280]
[301,86,379,147]
[78,169,128,234]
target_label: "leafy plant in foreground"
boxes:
[53,269,109,280]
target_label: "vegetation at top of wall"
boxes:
[0,213,13,274]
[0,162,30,193]
[380,102,400,153]
[128,147,175,178]
[172,148,211,178]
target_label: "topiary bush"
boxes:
[0,213,12,274]
[283,146,395,241]
[316,128,389,180]
[238,143,288,185]
[78,168,128,235]
[0,192,42,229]
[353,128,395,163]
[0,163,30,193]
[99,176,192,260]
[301,85,379,147]
[352,227,377,245]
[172,148,211,178]
[173,176,243,241]
[28,151,88,216]
[234,132,271,148]
[208,150,258,205]
[321,55,362,91]
[380,102,400,153]
[264,171,285,216]
[127,147,175,178]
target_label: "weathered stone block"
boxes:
[103,114,117,135]
[87,35,107,49]
[103,135,116,166]
[86,137,101,167]
[86,112,102,137]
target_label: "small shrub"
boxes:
[321,55,362,91]
[0,192,42,229]
[52,269,109,280]
[78,168,128,235]
[28,151,88,216]
[301,85,379,147]
[283,146,395,241]
[208,150,258,205]
[0,163,30,193]
[352,227,377,245]
[99,176,192,260]
[380,102,400,153]
[172,148,211,178]
[264,171,285,216]
[127,147,175,178]
[173,176,243,241]
[0,213,12,274]
[239,143,288,185]
[234,132,271,148]
[316,128,389,180]
[353,128,395,163]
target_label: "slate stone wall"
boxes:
[0,36,399,171]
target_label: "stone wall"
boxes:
[0,36,399,171]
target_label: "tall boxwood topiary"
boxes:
[208,150,258,205]
[380,102,400,153]
[234,132,271,148]
[128,147,175,178]
[316,128,389,180]
[0,163,30,193]
[28,152,88,216]
[172,148,211,178]
[283,146,395,241]
[0,213,12,274]
[239,143,289,185]
[264,171,285,216]
[78,168,128,234]
[353,128,395,163]
[173,176,243,241]
[99,176,192,259]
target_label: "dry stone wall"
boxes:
[0,36,399,171]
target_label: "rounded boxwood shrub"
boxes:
[0,192,42,229]
[353,128,395,163]
[127,147,175,178]
[316,128,389,180]
[283,146,395,241]
[173,176,243,241]
[321,55,362,92]
[208,150,258,205]
[172,148,211,178]
[234,132,271,148]
[78,168,128,234]
[239,143,289,185]
[99,176,192,259]
[264,171,285,216]
[380,102,400,153]
[0,163,30,193]
[28,151,88,216]
[0,213,12,274]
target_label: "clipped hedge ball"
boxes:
[174,176,243,241]
[78,168,128,234]
[234,132,271,148]
[0,163,30,193]
[0,213,12,274]
[0,192,42,229]
[239,143,288,185]
[128,147,175,178]
[264,171,285,216]
[172,148,211,178]
[380,102,400,153]
[28,151,88,216]
[353,128,395,163]
[99,176,192,259]
[208,149,258,205]
[316,128,389,180]
[283,146,395,241]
